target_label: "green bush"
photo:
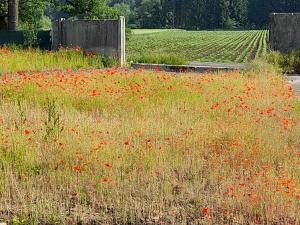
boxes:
[267,51,300,74]
[292,51,300,74]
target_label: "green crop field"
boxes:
[131,29,181,34]
[127,29,269,64]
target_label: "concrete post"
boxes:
[118,16,126,66]
[51,19,64,50]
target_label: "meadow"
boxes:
[0,47,300,224]
[127,29,268,64]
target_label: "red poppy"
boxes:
[124,140,129,145]
[167,85,173,91]
[100,177,111,183]
[200,207,209,216]
[91,89,97,97]
[73,166,82,172]
[24,129,31,135]
[104,162,112,169]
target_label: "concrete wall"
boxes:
[52,17,125,66]
[270,13,300,53]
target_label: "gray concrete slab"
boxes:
[131,62,246,73]
[189,62,246,70]
[287,75,300,97]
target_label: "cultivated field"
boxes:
[127,30,268,64]
[0,48,300,224]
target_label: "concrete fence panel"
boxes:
[52,17,125,66]
[270,13,300,53]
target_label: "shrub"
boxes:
[292,51,300,74]
[267,50,300,74]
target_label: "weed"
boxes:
[101,55,119,67]
[14,99,27,131]
[44,98,64,140]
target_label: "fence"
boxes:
[52,17,126,66]
[0,30,51,49]
[269,13,300,53]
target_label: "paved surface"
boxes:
[287,75,300,97]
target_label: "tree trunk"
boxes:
[8,0,18,31]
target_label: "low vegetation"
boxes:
[131,53,187,65]
[267,51,300,74]
[127,29,268,64]
[0,47,102,73]
[0,52,300,224]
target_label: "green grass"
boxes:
[293,100,300,116]
[0,47,103,73]
[127,29,269,64]
[130,53,187,65]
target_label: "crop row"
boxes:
[127,30,269,64]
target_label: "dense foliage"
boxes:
[1,0,300,30]
[50,0,118,20]
[111,0,300,29]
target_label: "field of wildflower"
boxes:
[0,48,300,224]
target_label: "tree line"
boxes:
[0,0,300,31]
[112,0,300,29]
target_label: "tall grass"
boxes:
[130,53,187,65]
[0,47,103,73]
[0,59,299,224]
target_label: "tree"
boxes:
[136,0,162,28]
[114,2,131,22]
[52,0,118,19]
[19,0,49,30]
[8,0,18,30]
[0,0,7,29]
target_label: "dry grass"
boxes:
[0,61,300,224]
